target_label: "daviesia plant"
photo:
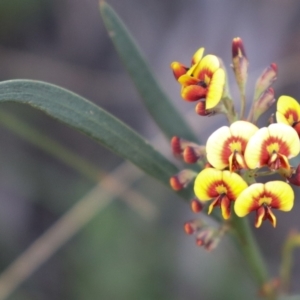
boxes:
[0,2,299,300]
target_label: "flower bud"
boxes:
[196,228,214,247]
[195,101,213,116]
[171,136,183,156]
[190,198,204,213]
[252,88,276,123]
[171,136,205,163]
[170,62,188,80]
[232,37,248,93]
[183,145,206,164]
[184,222,195,235]
[170,169,197,191]
[204,236,220,251]
[195,100,226,117]
[254,63,277,101]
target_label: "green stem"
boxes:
[230,173,275,299]
[231,215,269,285]
[221,96,238,124]
[254,170,276,177]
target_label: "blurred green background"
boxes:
[0,0,300,299]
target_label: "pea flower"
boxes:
[206,121,258,171]
[171,50,225,109]
[244,123,300,171]
[170,47,204,80]
[194,168,248,219]
[234,181,294,228]
[276,95,300,137]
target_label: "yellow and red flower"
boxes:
[234,181,294,228]
[244,123,300,171]
[171,48,225,109]
[170,47,205,80]
[276,95,300,137]
[194,168,248,219]
[206,121,258,171]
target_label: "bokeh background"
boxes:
[0,0,300,299]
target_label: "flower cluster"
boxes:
[170,38,300,240]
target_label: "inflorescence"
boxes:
[170,37,300,250]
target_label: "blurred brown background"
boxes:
[0,0,300,299]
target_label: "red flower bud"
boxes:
[190,198,203,213]
[170,62,188,80]
[232,37,248,93]
[170,169,197,191]
[254,63,278,101]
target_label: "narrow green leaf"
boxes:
[0,79,193,199]
[99,1,198,142]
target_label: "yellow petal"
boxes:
[266,206,277,228]
[206,126,231,169]
[276,111,290,125]
[206,68,225,109]
[234,183,264,217]
[181,85,206,102]
[277,96,300,125]
[264,181,294,211]
[255,206,266,228]
[268,123,300,158]
[178,74,199,86]
[193,54,220,79]
[220,195,231,219]
[244,127,269,169]
[191,47,205,65]
[194,168,223,200]
[221,170,248,199]
[230,121,259,142]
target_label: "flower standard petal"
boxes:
[268,123,300,158]
[221,170,248,199]
[234,183,264,217]
[264,181,294,211]
[194,168,223,200]
[206,126,232,169]
[244,128,269,169]
[230,121,259,141]
[276,96,300,126]
[276,111,290,125]
[193,54,220,79]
